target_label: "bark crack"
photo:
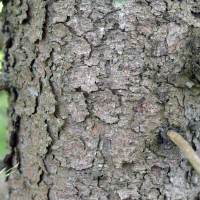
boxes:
[0,73,10,90]
[4,116,21,172]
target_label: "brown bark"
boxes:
[2,0,200,199]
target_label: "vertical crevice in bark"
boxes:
[0,74,9,90]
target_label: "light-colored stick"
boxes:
[167,130,200,175]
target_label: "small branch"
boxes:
[167,130,200,175]
[0,73,9,90]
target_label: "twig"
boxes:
[167,130,200,175]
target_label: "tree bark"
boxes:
[3,0,200,199]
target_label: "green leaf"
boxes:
[0,163,19,179]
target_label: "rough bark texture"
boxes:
[3,0,200,199]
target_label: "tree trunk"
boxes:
[2,0,200,199]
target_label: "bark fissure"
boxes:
[0,73,10,90]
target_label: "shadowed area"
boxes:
[0,161,8,200]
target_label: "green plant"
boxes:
[0,2,2,13]
[0,163,18,179]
